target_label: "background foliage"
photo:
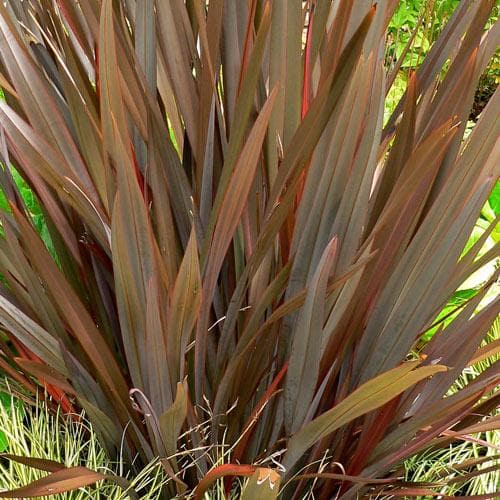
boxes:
[0,387,167,499]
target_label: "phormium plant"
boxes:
[0,0,498,498]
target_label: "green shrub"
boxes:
[0,1,498,498]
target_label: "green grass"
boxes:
[0,387,167,499]
[403,441,499,498]
[403,318,500,498]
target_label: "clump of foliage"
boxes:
[0,387,167,498]
[0,0,498,498]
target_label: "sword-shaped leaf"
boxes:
[283,362,447,472]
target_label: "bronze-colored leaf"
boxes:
[0,466,105,498]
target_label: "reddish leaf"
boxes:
[194,464,256,500]
[0,466,105,498]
